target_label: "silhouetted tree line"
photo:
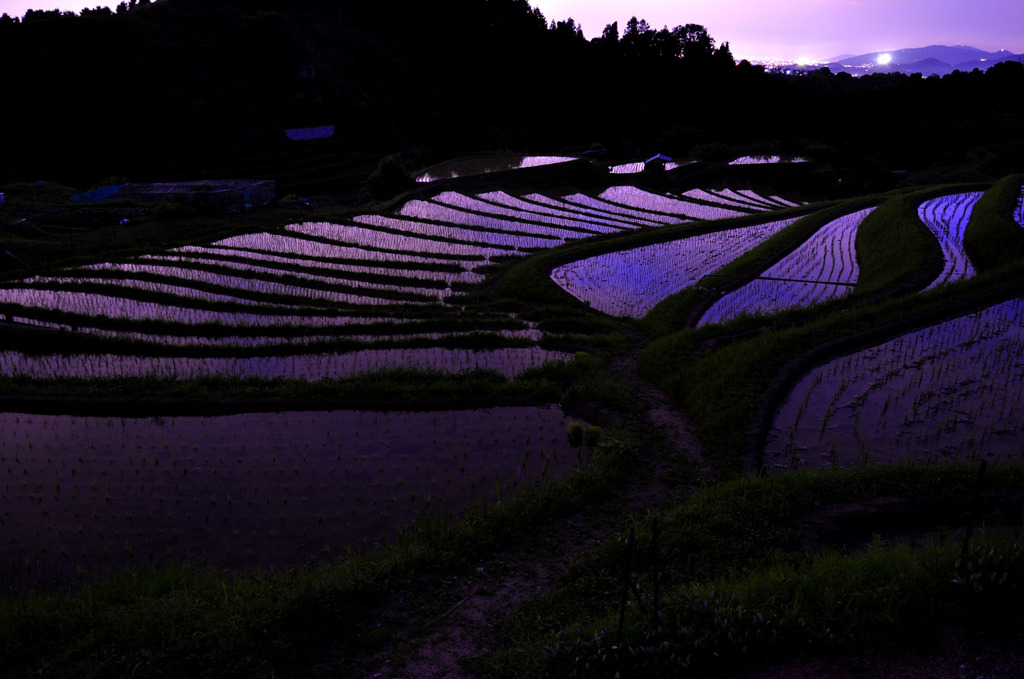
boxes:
[1,0,1022,184]
[591,18,734,67]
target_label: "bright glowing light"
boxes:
[877,53,893,65]
[795,57,813,66]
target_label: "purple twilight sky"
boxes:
[531,0,1024,62]
[2,0,1023,63]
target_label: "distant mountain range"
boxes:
[794,45,1023,76]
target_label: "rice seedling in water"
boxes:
[698,207,873,325]
[768,297,1024,471]
[548,193,678,225]
[609,161,646,174]
[429,191,623,235]
[475,191,640,230]
[550,217,800,317]
[917,192,982,290]
[728,155,810,165]
[598,186,752,220]
[676,188,769,210]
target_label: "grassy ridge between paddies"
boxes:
[0,343,634,417]
[964,173,1024,272]
[498,462,1024,679]
[638,183,1020,474]
[0,419,644,679]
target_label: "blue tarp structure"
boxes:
[284,125,335,141]
[70,184,128,203]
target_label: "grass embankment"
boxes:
[506,463,1024,678]
[965,173,1024,272]
[0,347,633,417]
[638,184,1015,473]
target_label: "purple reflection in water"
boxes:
[0,407,587,591]
[768,297,1024,472]
[917,192,981,290]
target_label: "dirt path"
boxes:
[322,342,708,679]
[606,349,715,488]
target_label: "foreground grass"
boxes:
[497,462,1024,679]
[5,449,1020,679]
[965,173,1024,272]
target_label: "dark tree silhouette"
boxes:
[677,23,715,61]
[600,21,618,43]
[550,17,584,42]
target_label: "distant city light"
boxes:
[877,53,893,65]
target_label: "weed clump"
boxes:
[567,422,584,447]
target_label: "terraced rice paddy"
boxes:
[729,155,809,165]
[0,184,797,372]
[609,160,693,174]
[534,193,678,225]
[0,407,585,589]
[917,191,981,290]
[598,186,756,220]
[399,193,626,237]
[550,217,800,317]
[698,208,873,325]
[767,297,1024,471]
[476,192,651,229]
[610,162,645,175]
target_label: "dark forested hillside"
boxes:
[2,0,1023,187]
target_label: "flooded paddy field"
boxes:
[0,407,585,591]
[767,297,1024,471]
[551,217,799,317]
